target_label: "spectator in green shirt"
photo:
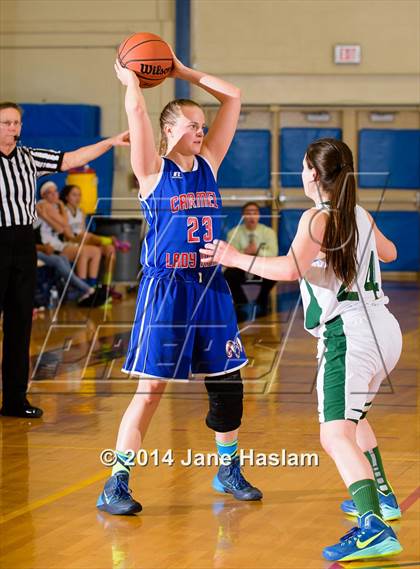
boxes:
[225,202,278,320]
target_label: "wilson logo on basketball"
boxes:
[139,64,172,77]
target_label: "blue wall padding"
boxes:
[20,136,113,215]
[20,104,101,137]
[218,130,271,188]
[220,207,272,239]
[278,209,304,254]
[277,209,419,272]
[358,129,420,189]
[280,128,342,187]
[372,211,420,271]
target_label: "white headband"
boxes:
[39,181,57,196]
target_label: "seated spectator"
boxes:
[60,184,130,299]
[36,181,73,240]
[36,181,102,291]
[224,202,278,320]
[36,246,103,309]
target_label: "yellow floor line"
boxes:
[0,470,108,524]
[1,454,418,525]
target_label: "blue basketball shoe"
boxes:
[212,456,262,501]
[323,511,403,561]
[96,472,142,515]
[341,490,401,521]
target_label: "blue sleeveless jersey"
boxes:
[123,154,248,379]
[140,155,221,275]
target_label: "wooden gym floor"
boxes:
[0,280,419,569]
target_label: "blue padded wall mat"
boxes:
[218,130,271,188]
[358,129,420,189]
[21,136,113,215]
[372,211,420,271]
[20,104,101,137]
[278,209,304,254]
[280,128,342,187]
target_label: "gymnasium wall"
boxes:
[0,0,175,201]
[1,1,419,125]
[0,0,419,209]
[191,0,420,105]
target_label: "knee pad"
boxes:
[204,370,243,433]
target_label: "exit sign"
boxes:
[334,44,361,64]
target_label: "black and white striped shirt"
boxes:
[0,145,63,227]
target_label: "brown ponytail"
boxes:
[159,98,203,155]
[306,138,358,287]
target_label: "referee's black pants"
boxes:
[0,225,37,409]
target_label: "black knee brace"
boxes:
[204,370,243,432]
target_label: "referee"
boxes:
[0,101,129,418]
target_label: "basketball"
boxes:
[117,32,173,88]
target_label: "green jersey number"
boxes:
[364,251,380,299]
[337,250,380,302]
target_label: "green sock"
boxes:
[216,439,238,462]
[365,446,392,495]
[348,479,381,517]
[111,450,132,476]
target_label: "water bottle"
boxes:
[49,286,59,309]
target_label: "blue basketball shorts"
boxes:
[122,268,247,379]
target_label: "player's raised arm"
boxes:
[169,50,241,173]
[114,60,161,196]
[200,209,327,281]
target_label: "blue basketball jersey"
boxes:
[140,155,221,274]
[123,154,248,379]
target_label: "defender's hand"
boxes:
[199,240,240,268]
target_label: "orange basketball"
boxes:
[117,32,173,89]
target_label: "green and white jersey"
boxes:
[300,204,389,338]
